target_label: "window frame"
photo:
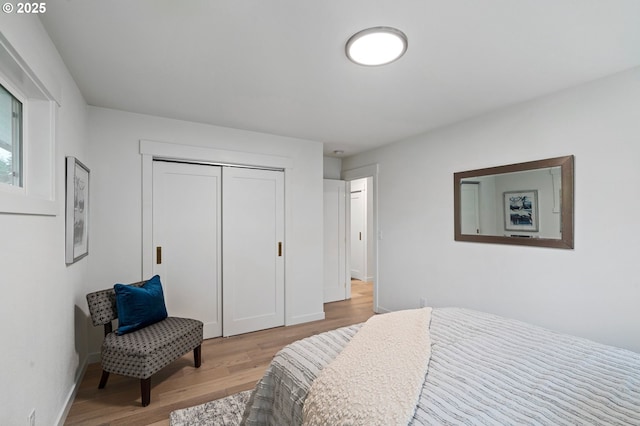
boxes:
[0,32,59,216]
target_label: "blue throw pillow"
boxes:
[114,275,168,335]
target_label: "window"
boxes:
[0,32,59,215]
[0,83,23,187]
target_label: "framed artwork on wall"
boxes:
[504,190,538,232]
[65,156,90,264]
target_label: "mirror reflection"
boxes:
[460,167,562,239]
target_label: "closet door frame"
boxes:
[140,140,293,323]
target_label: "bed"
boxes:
[241,307,640,425]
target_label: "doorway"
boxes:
[460,182,480,235]
[350,177,371,282]
[343,164,379,313]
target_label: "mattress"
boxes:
[242,308,640,425]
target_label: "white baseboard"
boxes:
[375,305,391,314]
[287,311,325,326]
[55,355,89,426]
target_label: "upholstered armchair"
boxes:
[86,276,203,406]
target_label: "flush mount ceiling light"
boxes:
[346,26,408,66]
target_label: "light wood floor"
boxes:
[65,280,373,425]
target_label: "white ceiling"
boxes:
[40,1,640,157]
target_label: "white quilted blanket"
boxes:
[302,307,432,425]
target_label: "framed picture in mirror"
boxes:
[504,190,538,232]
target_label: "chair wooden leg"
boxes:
[98,370,110,389]
[141,378,151,407]
[194,345,202,368]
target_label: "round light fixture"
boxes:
[346,27,408,66]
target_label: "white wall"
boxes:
[364,176,374,281]
[86,107,325,353]
[0,15,89,425]
[343,67,640,353]
[323,156,342,179]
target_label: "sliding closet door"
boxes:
[222,167,285,337]
[152,161,222,339]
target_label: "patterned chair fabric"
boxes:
[86,281,203,406]
[102,317,202,379]
[86,281,144,326]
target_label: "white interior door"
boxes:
[461,182,480,235]
[323,179,349,302]
[222,167,285,337]
[153,161,222,339]
[350,188,366,280]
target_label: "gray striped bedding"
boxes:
[241,308,640,425]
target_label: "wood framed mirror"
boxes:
[454,155,574,249]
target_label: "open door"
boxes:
[460,182,480,235]
[323,179,349,302]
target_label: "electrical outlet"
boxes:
[28,409,35,426]
[419,297,427,308]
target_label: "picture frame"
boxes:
[504,190,538,232]
[65,156,90,264]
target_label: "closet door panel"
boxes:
[222,167,284,337]
[153,161,222,339]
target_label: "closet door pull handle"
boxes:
[359,232,362,241]
[278,242,283,257]
[156,246,162,264]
